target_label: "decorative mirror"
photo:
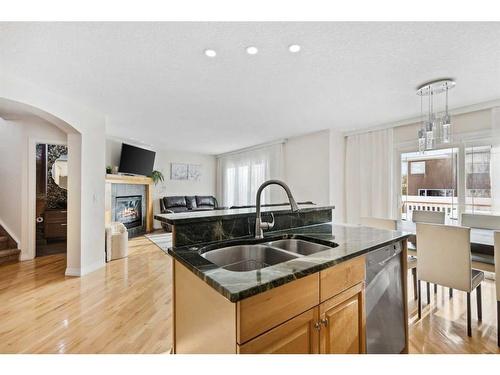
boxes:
[51,154,68,190]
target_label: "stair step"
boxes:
[0,248,21,265]
[0,236,8,250]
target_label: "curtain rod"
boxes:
[216,139,287,158]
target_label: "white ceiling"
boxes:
[1,22,500,154]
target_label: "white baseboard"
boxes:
[65,260,105,277]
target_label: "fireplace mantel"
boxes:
[105,174,154,233]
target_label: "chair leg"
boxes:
[412,268,418,300]
[426,282,430,304]
[476,284,482,322]
[497,301,499,347]
[434,283,437,294]
[467,292,472,337]
[418,280,422,319]
[449,288,453,298]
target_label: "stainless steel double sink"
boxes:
[200,236,337,272]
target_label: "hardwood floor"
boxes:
[0,236,172,353]
[0,234,498,354]
[408,277,500,354]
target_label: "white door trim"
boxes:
[26,138,67,260]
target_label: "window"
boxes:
[464,143,500,214]
[399,137,500,221]
[217,143,284,208]
[401,148,458,223]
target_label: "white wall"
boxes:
[0,116,67,256]
[284,130,331,206]
[283,129,345,223]
[1,73,106,277]
[106,138,216,229]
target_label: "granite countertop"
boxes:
[168,223,410,302]
[155,204,334,224]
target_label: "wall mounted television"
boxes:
[118,143,156,176]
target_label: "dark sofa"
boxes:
[159,195,219,231]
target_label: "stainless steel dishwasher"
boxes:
[365,242,406,353]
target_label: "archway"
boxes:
[0,94,105,276]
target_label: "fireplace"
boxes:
[115,195,143,229]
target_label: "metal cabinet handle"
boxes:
[320,318,329,327]
[313,321,321,331]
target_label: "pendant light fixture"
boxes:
[416,78,456,152]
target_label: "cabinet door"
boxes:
[237,307,320,354]
[320,282,365,354]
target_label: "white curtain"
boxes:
[216,143,285,208]
[345,128,395,223]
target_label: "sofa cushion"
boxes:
[167,206,189,213]
[185,196,197,209]
[196,196,216,208]
[165,196,187,208]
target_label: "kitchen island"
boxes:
[163,206,410,354]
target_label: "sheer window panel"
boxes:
[216,143,285,208]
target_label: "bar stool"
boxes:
[416,223,484,337]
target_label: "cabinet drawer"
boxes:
[44,222,67,238]
[45,210,67,222]
[237,307,319,354]
[320,256,365,302]
[237,273,319,344]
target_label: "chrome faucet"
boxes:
[254,180,299,239]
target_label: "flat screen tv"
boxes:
[118,143,156,176]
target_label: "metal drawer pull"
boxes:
[60,223,67,226]
[320,318,329,327]
[313,321,321,331]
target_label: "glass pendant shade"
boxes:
[416,79,455,151]
[425,121,434,150]
[418,128,426,152]
[441,113,451,143]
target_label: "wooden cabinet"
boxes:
[319,282,365,354]
[238,308,320,354]
[172,246,406,354]
[237,283,365,354]
[44,209,67,239]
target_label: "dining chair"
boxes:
[360,217,397,231]
[360,217,418,300]
[416,223,484,337]
[412,210,446,225]
[462,213,500,230]
[412,210,447,297]
[495,231,499,347]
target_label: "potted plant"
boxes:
[150,170,165,185]
[106,165,112,174]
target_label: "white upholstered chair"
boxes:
[495,231,499,347]
[360,217,397,231]
[360,217,418,300]
[412,210,447,297]
[412,210,446,225]
[462,213,500,230]
[416,223,484,337]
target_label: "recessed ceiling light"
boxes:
[246,46,258,55]
[288,44,301,53]
[204,49,216,57]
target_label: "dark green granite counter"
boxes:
[168,223,410,302]
[155,204,334,225]
[156,204,334,247]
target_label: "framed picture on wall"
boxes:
[170,163,188,180]
[188,164,201,181]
